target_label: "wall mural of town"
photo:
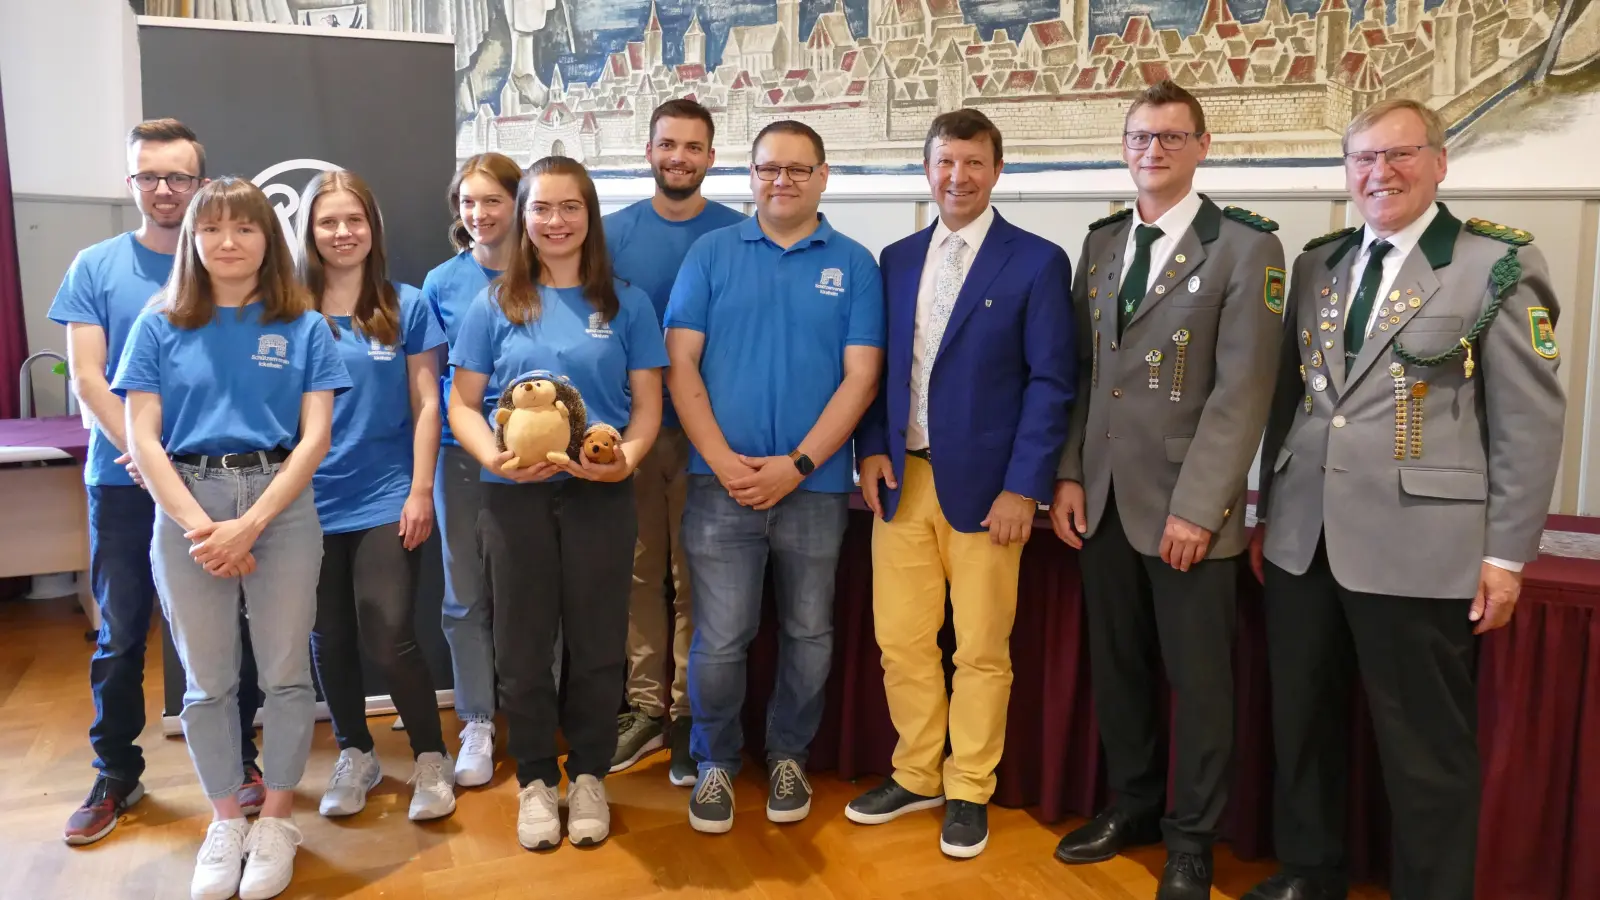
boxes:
[138,0,1600,172]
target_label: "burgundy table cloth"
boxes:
[740,510,1599,899]
[0,415,89,464]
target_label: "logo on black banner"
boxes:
[252,159,345,256]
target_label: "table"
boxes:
[0,415,95,627]
[739,508,1599,899]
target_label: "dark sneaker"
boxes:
[766,758,812,823]
[845,777,944,825]
[668,717,697,787]
[63,775,145,846]
[609,708,666,773]
[688,766,735,834]
[940,800,989,858]
[238,761,266,817]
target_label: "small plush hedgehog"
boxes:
[582,423,623,464]
[493,370,586,466]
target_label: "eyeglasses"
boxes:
[130,172,198,192]
[1124,131,1202,152]
[527,201,586,222]
[1344,145,1431,170]
[754,164,816,182]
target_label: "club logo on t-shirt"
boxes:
[253,334,289,370]
[586,311,613,339]
[816,267,845,297]
[367,336,398,362]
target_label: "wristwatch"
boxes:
[788,450,815,477]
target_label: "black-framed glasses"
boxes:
[1343,145,1430,170]
[129,172,198,192]
[754,164,816,182]
[1124,131,1201,152]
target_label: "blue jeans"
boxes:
[435,443,495,723]
[683,475,847,775]
[87,484,261,784]
[152,462,322,799]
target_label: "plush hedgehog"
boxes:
[493,370,586,468]
[582,423,623,465]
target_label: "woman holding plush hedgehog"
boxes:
[447,155,666,851]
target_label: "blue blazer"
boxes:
[854,210,1076,532]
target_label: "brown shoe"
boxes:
[238,761,266,816]
[64,776,145,846]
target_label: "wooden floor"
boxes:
[0,595,1390,900]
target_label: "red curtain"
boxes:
[0,71,28,419]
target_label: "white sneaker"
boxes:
[239,817,302,899]
[566,774,610,846]
[455,722,495,788]
[516,780,561,850]
[408,752,457,821]
[318,747,381,817]
[190,818,249,900]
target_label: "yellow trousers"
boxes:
[871,455,1023,804]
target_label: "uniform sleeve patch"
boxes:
[1529,306,1558,359]
[1265,267,1287,315]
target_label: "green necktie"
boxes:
[1344,239,1393,371]
[1118,224,1163,337]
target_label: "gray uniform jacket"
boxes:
[1058,197,1287,559]
[1257,204,1565,599]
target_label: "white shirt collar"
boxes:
[931,205,996,253]
[1133,189,1204,237]
[1362,202,1439,260]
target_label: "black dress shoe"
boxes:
[1156,848,1213,900]
[1053,808,1163,864]
[844,777,944,825]
[1243,872,1349,900]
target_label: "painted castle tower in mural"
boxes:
[457,0,1559,168]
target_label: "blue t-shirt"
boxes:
[604,199,746,430]
[422,251,500,446]
[313,285,447,534]
[664,214,885,494]
[110,304,352,457]
[46,233,172,487]
[450,280,668,485]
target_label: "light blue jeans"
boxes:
[153,459,323,800]
[683,476,848,775]
[435,443,496,723]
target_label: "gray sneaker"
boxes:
[319,748,381,817]
[766,758,812,823]
[688,766,735,834]
[609,708,666,773]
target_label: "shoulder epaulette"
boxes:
[1464,217,1534,246]
[1303,226,1359,252]
[1088,208,1132,231]
[1222,206,1279,232]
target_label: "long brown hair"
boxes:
[448,152,522,251]
[297,170,400,346]
[496,156,619,326]
[161,177,310,329]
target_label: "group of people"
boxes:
[46,79,1561,900]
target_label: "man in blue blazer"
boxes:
[847,109,1075,858]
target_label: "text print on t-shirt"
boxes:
[816,267,845,297]
[254,334,289,369]
[586,311,613,339]
[367,337,398,362]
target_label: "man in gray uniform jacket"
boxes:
[1246,98,1565,900]
[1050,80,1286,900]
